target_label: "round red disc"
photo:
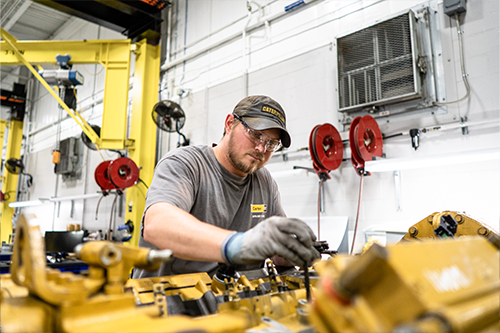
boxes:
[95,160,114,190]
[311,124,343,171]
[356,115,383,162]
[349,117,365,171]
[108,157,139,189]
[309,125,321,167]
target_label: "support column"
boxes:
[125,38,160,247]
[1,119,24,243]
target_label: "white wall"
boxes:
[160,0,500,253]
[13,0,500,252]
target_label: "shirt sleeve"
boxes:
[145,153,199,213]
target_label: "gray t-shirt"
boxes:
[132,145,285,278]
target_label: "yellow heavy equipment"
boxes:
[1,212,498,332]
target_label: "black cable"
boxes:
[137,178,149,189]
[108,149,124,158]
[383,133,404,140]
[22,173,33,187]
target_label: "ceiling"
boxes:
[1,0,73,41]
[1,0,167,110]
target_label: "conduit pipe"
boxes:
[160,0,319,72]
[27,95,104,137]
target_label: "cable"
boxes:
[434,13,470,107]
[137,178,149,189]
[317,178,324,240]
[107,193,119,241]
[95,144,106,162]
[95,194,105,220]
[22,173,33,187]
[350,172,365,255]
[108,150,124,158]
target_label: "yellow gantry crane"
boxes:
[0,28,159,246]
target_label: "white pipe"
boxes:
[166,4,172,64]
[161,0,319,72]
[27,95,104,137]
[365,148,500,173]
[243,4,252,74]
[48,193,101,202]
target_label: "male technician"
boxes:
[133,95,320,278]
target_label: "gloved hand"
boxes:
[221,217,321,267]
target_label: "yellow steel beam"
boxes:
[125,39,160,247]
[0,28,131,149]
[0,119,6,159]
[1,120,23,244]
[1,28,99,144]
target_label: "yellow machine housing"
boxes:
[1,212,499,332]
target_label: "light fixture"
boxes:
[8,199,45,208]
[365,147,500,173]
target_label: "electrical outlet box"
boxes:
[444,0,466,17]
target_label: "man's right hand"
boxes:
[222,217,320,267]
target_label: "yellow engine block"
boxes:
[1,212,499,332]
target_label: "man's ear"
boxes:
[224,114,235,135]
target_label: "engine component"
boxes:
[349,115,383,175]
[310,237,500,333]
[401,211,500,244]
[308,123,343,180]
[2,212,499,333]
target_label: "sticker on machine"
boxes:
[251,204,267,218]
[423,265,471,293]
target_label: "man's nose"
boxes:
[254,140,268,153]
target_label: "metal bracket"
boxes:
[125,139,136,150]
[460,116,469,135]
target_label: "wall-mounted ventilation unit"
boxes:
[337,6,443,116]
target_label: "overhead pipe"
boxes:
[160,0,319,72]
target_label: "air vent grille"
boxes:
[338,12,418,112]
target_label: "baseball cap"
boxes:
[233,95,291,148]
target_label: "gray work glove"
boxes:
[221,216,321,267]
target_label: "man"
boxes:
[133,95,320,279]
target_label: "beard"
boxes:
[227,131,265,175]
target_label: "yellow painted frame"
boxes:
[0,119,6,158]
[1,120,24,243]
[125,39,160,247]
[1,31,160,247]
[0,28,131,149]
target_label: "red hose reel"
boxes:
[309,123,344,180]
[349,115,383,175]
[95,157,139,191]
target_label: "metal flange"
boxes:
[309,123,344,179]
[108,157,140,189]
[349,115,383,175]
